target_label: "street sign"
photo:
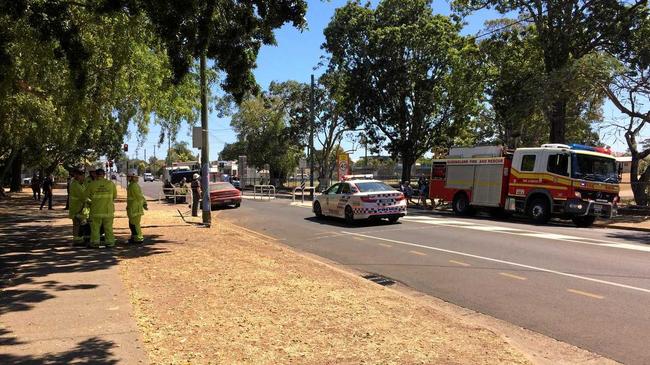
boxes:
[192,126,202,149]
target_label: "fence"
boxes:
[252,185,276,200]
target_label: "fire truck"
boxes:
[429,144,620,227]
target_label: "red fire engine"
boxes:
[429,144,620,227]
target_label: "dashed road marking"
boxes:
[352,237,365,241]
[567,289,604,299]
[409,250,427,256]
[449,260,471,267]
[340,230,650,295]
[500,272,527,281]
[378,243,393,248]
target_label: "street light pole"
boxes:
[200,52,211,227]
[309,74,315,190]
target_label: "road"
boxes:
[135,181,650,364]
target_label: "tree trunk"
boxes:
[548,98,567,144]
[10,149,23,192]
[401,155,414,183]
[630,154,649,206]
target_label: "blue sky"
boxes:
[125,0,627,163]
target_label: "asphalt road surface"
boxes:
[134,181,650,364]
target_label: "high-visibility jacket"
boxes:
[127,181,146,218]
[86,177,117,218]
[68,179,86,219]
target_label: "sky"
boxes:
[124,0,631,163]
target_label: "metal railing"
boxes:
[253,185,276,200]
[159,187,190,203]
[292,186,316,204]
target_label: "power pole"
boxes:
[200,52,211,227]
[309,74,315,191]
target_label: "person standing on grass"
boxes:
[68,168,87,246]
[191,173,200,217]
[86,168,117,248]
[39,174,54,210]
[127,169,147,244]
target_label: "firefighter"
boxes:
[68,167,87,246]
[191,173,200,217]
[126,169,147,244]
[85,168,117,248]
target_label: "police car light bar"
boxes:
[342,174,374,181]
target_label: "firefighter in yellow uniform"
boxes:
[85,168,117,247]
[126,169,147,244]
[68,167,87,246]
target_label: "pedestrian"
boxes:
[31,174,41,200]
[68,168,87,246]
[126,169,147,244]
[419,178,429,208]
[40,174,54,210]
[191,173,200,217]
[85,168,117,248]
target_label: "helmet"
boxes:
[127,169,138,177]
[193,173,200,180]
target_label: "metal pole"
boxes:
[200,53,211,227]
[309,74,315,192]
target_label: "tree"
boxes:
[596,17,650,205]
[479,21,604,148]
[323,0,485,182]
[219,141,248,161]
[454,0,648,144]
[166,142,196,165]
[230,95,302,185]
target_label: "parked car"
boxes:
[209,182,241,209]
[143,172,154,182]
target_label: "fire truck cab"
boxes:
[430,144,620,227]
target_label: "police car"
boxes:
[313,176,407,223]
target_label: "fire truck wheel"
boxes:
[344,206,355,224]
[527,198,550,224]
[314,201,323,218]
[572,216,596,228]
[452,193,473,216]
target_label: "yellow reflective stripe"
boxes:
[510,183,568,190]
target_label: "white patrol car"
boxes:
[313,177,407,223]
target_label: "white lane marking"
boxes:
[402,216,650,253]
[340,231,650,295]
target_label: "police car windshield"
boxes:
[355,181,394,192]
[571,153,618,183]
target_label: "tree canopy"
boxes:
[323,0,485,181]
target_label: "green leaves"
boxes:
[323,0,484,181]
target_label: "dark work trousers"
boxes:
[32,187,40,200]
[192,189,200,217]
[40,190,52,210]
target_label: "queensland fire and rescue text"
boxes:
[429,144,620,227]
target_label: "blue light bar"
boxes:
[569,144,596,152]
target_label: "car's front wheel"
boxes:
[313,201,323,218]
[388,217,399,224]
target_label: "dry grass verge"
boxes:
[119,201,530,365]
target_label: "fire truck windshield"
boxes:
[571,153,618,183]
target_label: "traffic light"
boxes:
[123,143,128,152]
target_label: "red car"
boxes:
[209,182,241,209]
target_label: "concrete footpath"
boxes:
[0,189,148,364]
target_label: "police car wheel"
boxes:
[572,216,595,228]
[314,201,323,218]
[344,206,354,224]
[388,217,399,224]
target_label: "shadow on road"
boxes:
[0,336,119,365]
[304,216,403,229]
